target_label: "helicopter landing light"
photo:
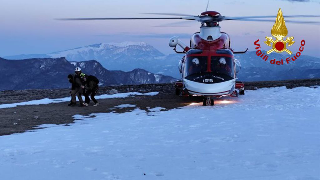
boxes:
[189,102,202,106]
[215,100,237,104]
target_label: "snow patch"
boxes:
[79,62,85,68]
[114,104,136,108]
[154,74,161,82]
[0,87,319,180]
[148,107,166,112]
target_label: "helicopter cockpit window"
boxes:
[185,56,207,77]
[211,56,234,78]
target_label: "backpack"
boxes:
[88,75,99,84]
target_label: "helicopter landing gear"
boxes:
[174,80,183,96]
[239,89,245,95]
[203,96,214,106]
[236,81,245,96]
[175,88,181,96]
[231,90,239,97]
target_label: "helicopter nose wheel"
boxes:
[203,96,214,106]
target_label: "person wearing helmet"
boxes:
[68,67,87,107]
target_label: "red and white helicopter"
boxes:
[60,8,319,106]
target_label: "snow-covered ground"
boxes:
[0,87,319,180]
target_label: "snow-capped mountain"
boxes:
[49,42,164,70]
[4,42,176,76]
[4,42,320,81]
[0,57,176,90]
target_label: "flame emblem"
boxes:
[265,8,295,55]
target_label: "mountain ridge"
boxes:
[3,42,320,81]
[0,57,176,90]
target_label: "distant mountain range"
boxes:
[0,57,176,91]
[235,51,320,81]
[4,42,320,81]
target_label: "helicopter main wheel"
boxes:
[239,89,245,95]
[175,88,181,96]
[203,97,214,106]
[233,90,239,97]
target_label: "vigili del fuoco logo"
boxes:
[254,8,305,65]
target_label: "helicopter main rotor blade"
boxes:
[142,13,196,17]
[154,20,198,27]
[224,15,320,20]
[57,14,319,24]
[226,18,320,24]
[58,17,187,20]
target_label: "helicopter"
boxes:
[59,8,320,106]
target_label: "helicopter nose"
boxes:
[185,74,228,84]
[183,78,235,95]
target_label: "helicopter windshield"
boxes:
[185,56,208,77]
[211,56,234,78]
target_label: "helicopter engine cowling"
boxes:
[190,32,230,50]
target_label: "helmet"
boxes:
[192,58,199,65]
[75,67,81,72]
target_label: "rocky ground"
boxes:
[0,79,319,136]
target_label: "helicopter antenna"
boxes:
[206,0,210,11]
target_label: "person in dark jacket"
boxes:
[82,75,99,106]
[68,67,86,107]
[67,74,74,105]
[68,74,73,84]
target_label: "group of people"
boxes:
[67,67,99,107]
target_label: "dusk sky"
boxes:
[0,0,319,57]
